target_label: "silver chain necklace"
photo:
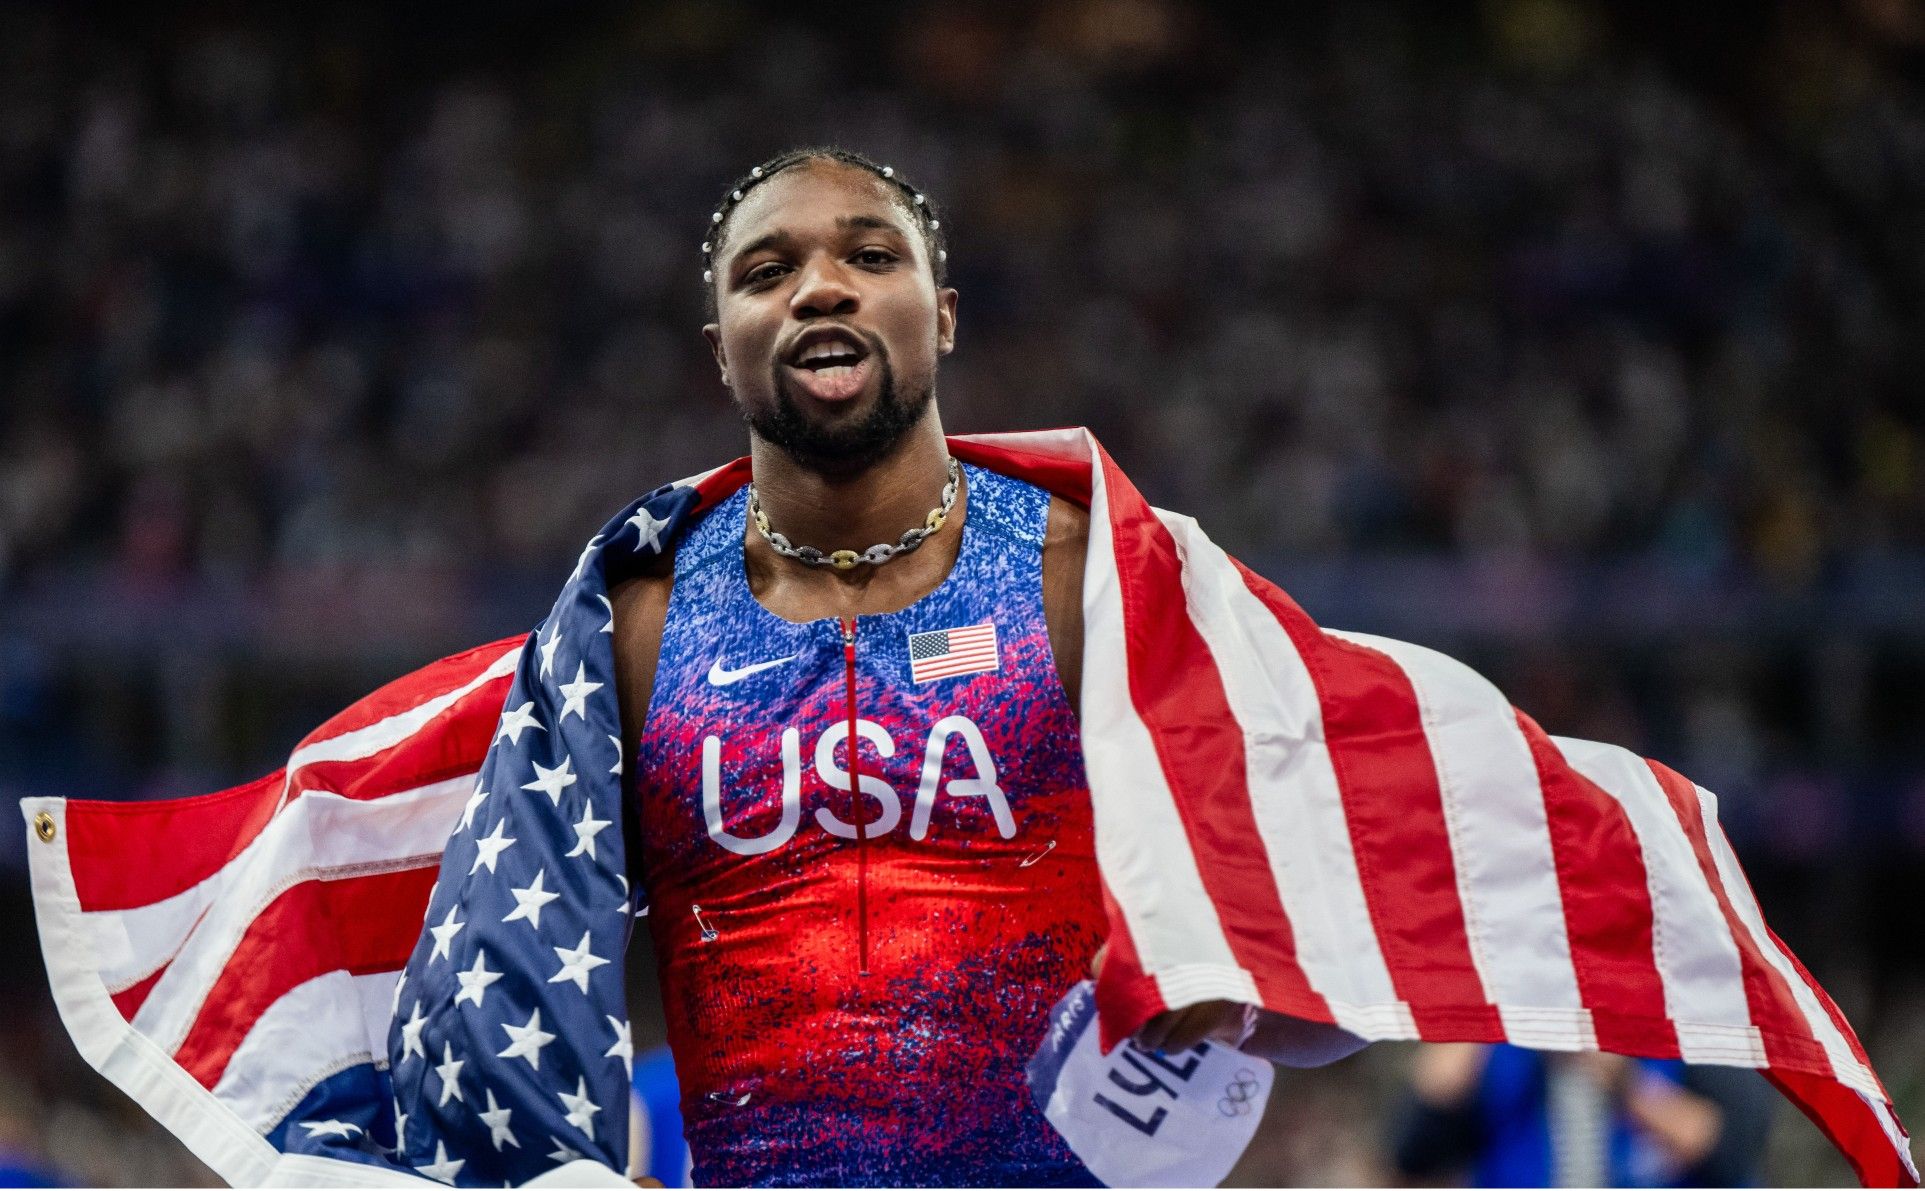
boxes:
[749,457,962,570]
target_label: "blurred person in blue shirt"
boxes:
[1391,1043,1775,1187]
[628,1044,689,1189]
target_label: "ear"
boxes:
[702,323,729,387]
[935,288,959,357]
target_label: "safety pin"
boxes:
[707,1091,751,1106]
[692,904,719,941]
[1018,839,1057,868]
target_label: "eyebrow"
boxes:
[726,214,910,270]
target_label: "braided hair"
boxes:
[700,146,948,318]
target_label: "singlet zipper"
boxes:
[841,615,871,976]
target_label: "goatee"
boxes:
[744,344,933,476]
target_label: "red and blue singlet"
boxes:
[632,464,1106,1187]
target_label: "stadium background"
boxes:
[1,0,1921,1183]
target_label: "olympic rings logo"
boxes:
[1217,1068,1262,1118]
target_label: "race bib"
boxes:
[1026,981,1273,1187]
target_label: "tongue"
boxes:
[791,356,872,402]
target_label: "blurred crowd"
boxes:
[1,0,1923,1184]
[1,0,1923,589]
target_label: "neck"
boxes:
[746,408,954,565]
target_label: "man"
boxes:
[604,147,1349,1185]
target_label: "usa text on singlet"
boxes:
[632,463,1106,1188]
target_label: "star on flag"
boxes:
[547,932,609,994]
[453,951,502,1009]
[468,820,517,874]
[428,905,464,964]
[521,757,577,806]
[498,1009,557,1071]
[504,869,560,930]
[557,663,603,723]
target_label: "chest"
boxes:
[634,599,1087,886]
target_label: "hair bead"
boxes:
[704,150,947,288]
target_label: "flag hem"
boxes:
[24,796,283,1187]
[519,1158,635,1187]
[259,1153,441,1187]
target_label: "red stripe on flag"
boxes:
[1770,926,1882,1087]
[1096,449,1330,1026]
[289,674,510,800]
[1767,1069,1916,1188]
[1646,760,1832,1074]
[1700,812,1884,1086]
[950,436,1094,508]
[111,963,170,1023]
[172,865,437,1089]
[289,638,521,756]
[68,658,508,912]
[1231,560,1499,1038]
[1287,623,1503,1039]
[1515,713,1677,1056]
[1093,875,1168,1053]
[690,457,755,510]
[67,771,286,914]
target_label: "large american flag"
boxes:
[22,429,1915,1187]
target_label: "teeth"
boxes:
[797,340,861,364]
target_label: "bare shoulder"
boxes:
[1044,495,1091,559]
[608,552,676,746]
[1040,496,1087,714]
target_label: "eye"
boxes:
[743,262,790,286]
[853,248,898,267]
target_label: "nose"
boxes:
[789,257,860,320]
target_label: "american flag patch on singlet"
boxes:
[908,621,1000,683]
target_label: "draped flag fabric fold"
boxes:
[24,428,1915,1187]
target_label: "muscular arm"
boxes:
[1040,497,1087,714]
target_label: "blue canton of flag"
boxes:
[280,482,702,1186]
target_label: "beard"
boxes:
[741,340,934,476]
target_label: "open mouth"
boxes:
[783,327,875,403]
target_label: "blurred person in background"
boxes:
[0,1072,65,1189]
[1391,1042,1776,1187]
[628,1044,689,1189]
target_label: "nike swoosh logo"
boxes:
[707,655,796,686]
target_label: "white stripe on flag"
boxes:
[1332,631,1592,1050]
[212,970,399,1131]
[1079,450,1255,1005]
[127,777,473,1054]
[1155,512,1411,1038]
[1856,1087,1921,1185]
[280,646,520,794]
[99,774,475,992]
[1696,784,1879,1096]
[1554,738,1764,1065]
